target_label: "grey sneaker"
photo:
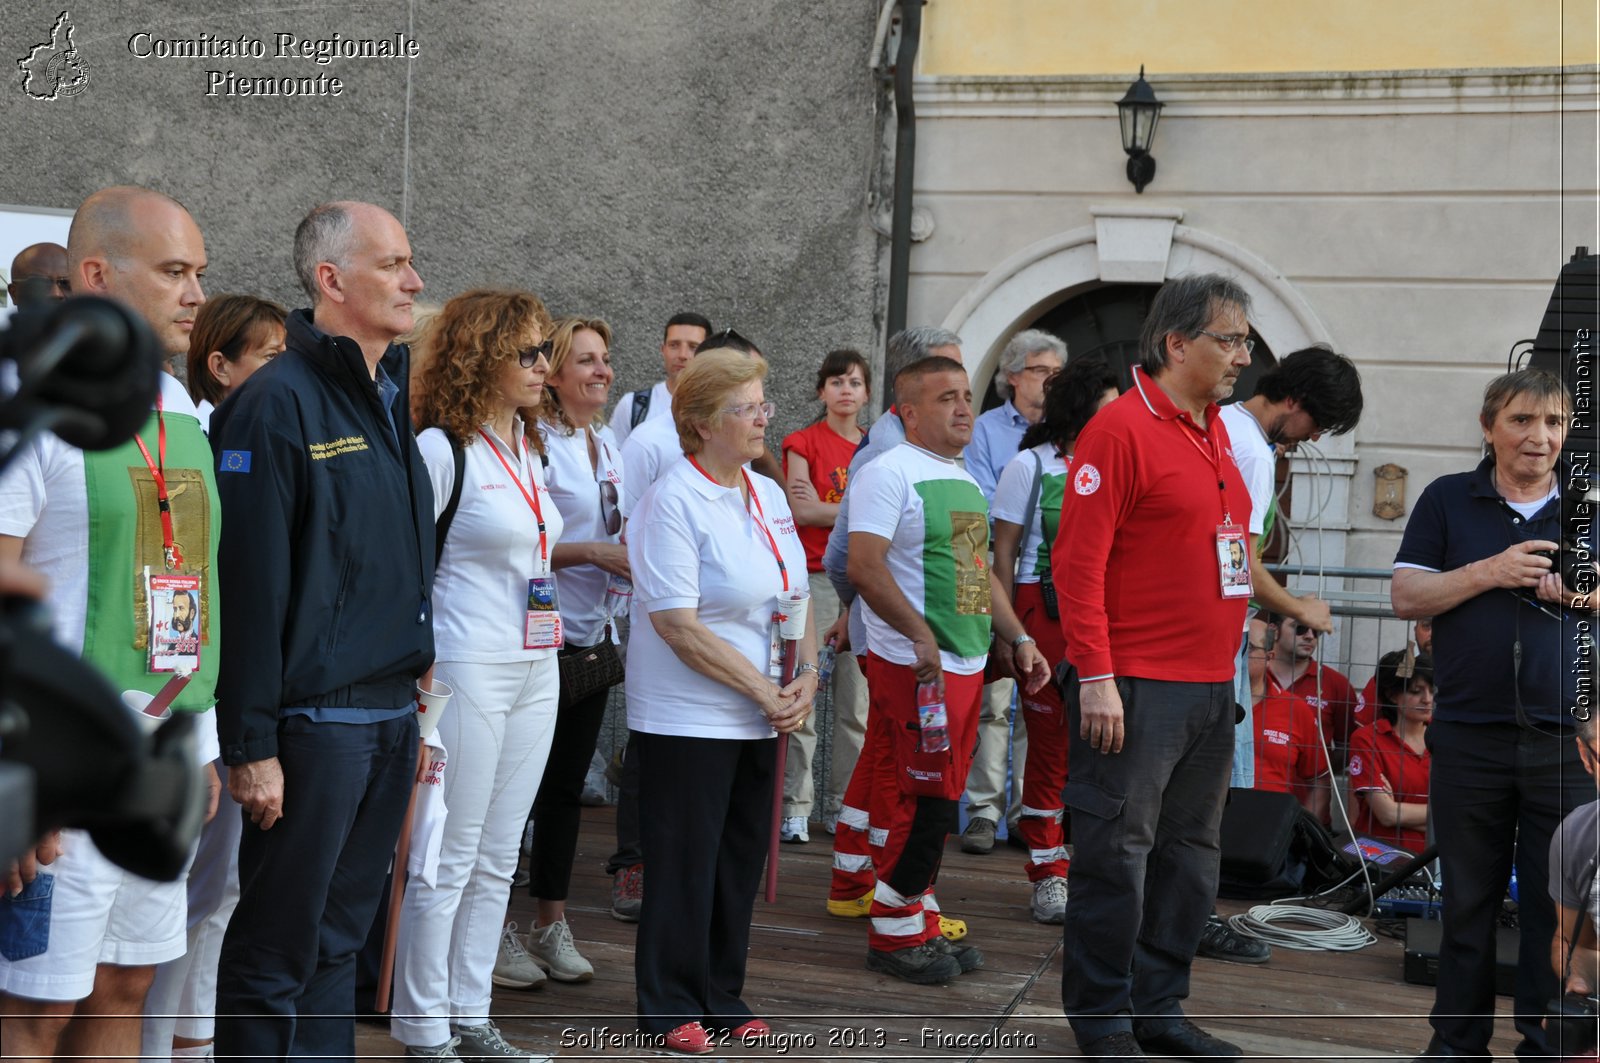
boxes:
[1030,876,1069,924]
[405,1036,462,1060]
[491,922,547,989]
[960,817,997,854]
[926,932,984,972]
[527,918,593,983]
[450,1021,550,1063]
[865,942,962,984]
[610,864,643,922]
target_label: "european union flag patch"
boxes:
[219,450,252,473]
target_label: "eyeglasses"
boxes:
[1196,330,1256,355]
[723,401,775,421]
[598,479,622,536]
[518,340,553,369]
[1018,364,1060,379]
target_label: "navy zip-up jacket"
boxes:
[212,309,436,765]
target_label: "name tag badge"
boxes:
[147,570,202,673]
[525,576,564,650]
[1216,524,1253,599]
[768,612,785,680]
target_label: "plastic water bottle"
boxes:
[606,574,633,612]
[817,640,838,686]
[916,682,950,753]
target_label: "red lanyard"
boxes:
[1176,416,1234,526]
[688,456,789,591]
[132,396,183,569]
[479,429,548,564]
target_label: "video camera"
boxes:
[0,291,206,880]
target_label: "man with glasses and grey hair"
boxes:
[960,328,1066,856]
[1053,273,1255,1061]
[212,201,438,1063]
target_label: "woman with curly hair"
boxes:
[391,289,562,1063]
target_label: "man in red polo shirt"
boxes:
[1263,613,1363,764]
[1249,617,1331,822]
[1053,273,1254,1062]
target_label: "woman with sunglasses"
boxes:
[391,290,563,1063]
[512,316,631,984]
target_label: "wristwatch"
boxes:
[795,663,820,678]
[1012,633,1036,650]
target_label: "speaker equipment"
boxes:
[1404,916,1518,995]
[1218,788,1301,885]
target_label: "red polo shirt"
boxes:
[1347,718,1431,853]
[1252,691,1330,806]
[1266,663,1364,749]
[1054,368,1252,682]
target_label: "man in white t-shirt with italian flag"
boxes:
[846,355,1049,985]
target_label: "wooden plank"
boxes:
[352,808,1525,1061]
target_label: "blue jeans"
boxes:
[1426,719,1587,1059]
[1060,677,1236,1043]
[215,712,417,1063]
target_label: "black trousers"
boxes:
[1060,678,1235,1044]
[527,656,612,900]
[633,729,774,1034]
[1426,719,1587,1058]
[606,732,643,874]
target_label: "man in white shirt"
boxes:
[607,311,709,446]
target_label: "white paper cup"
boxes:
[776,588,810,641]
[415,678,453,742]
[122,690,171,736]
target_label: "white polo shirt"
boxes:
[537,419,624,647]
[618,412,681,517]
[626,454,807,739]
[607,379,671,447]
[419,420,565,664]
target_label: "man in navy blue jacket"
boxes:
[212,201,435,1063]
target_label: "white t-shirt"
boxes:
[538,419,624,647]
[626,455,807,739]
[0,373,219,761]
[607,379,671,448]
[418,420,565,664]
[990,442,1070,585]
[618,412,681,517]
[848,443,992,676]
[1219,403,1274,538]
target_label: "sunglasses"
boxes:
[599,479,622,537]
[518,340,553,369]
[698,327,757,356]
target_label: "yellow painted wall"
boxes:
[921,0,1599,76]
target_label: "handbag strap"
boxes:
[1018,449,1043,575]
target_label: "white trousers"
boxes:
[391,656,560,1046]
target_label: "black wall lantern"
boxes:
[1117,66,1163,194]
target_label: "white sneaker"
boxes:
[823,810,839,835]
[1030,876,1069,924]
[450,1021,550,1063]
[491,922,546,989]
[780,816,809,844]
[528,918,594,983]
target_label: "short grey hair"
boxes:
[994,329,1067,400]
[293,202,357,303]
[1138,273,1252,376]
[886,325,962,384]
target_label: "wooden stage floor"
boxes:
[356,806,1521,1061]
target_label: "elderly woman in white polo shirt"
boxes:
[391,289,563,1063]
[626,349,816,1055]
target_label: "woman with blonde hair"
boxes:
[391,289,562,1063]
[512,316,631,983]
[626,348,815,1053]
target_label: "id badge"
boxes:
[767,612,785,680]
[525,576,564,649]
[1216,524,1253,599]
[146,568,201,673]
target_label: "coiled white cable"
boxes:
[1228,904,1375,952]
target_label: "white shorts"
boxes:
[0,829,188,1002]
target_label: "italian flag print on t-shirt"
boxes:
[848,443,992,675]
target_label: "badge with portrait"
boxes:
[1215,525,1253,599]
[525,576,564,650]
[146,571,202,673]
